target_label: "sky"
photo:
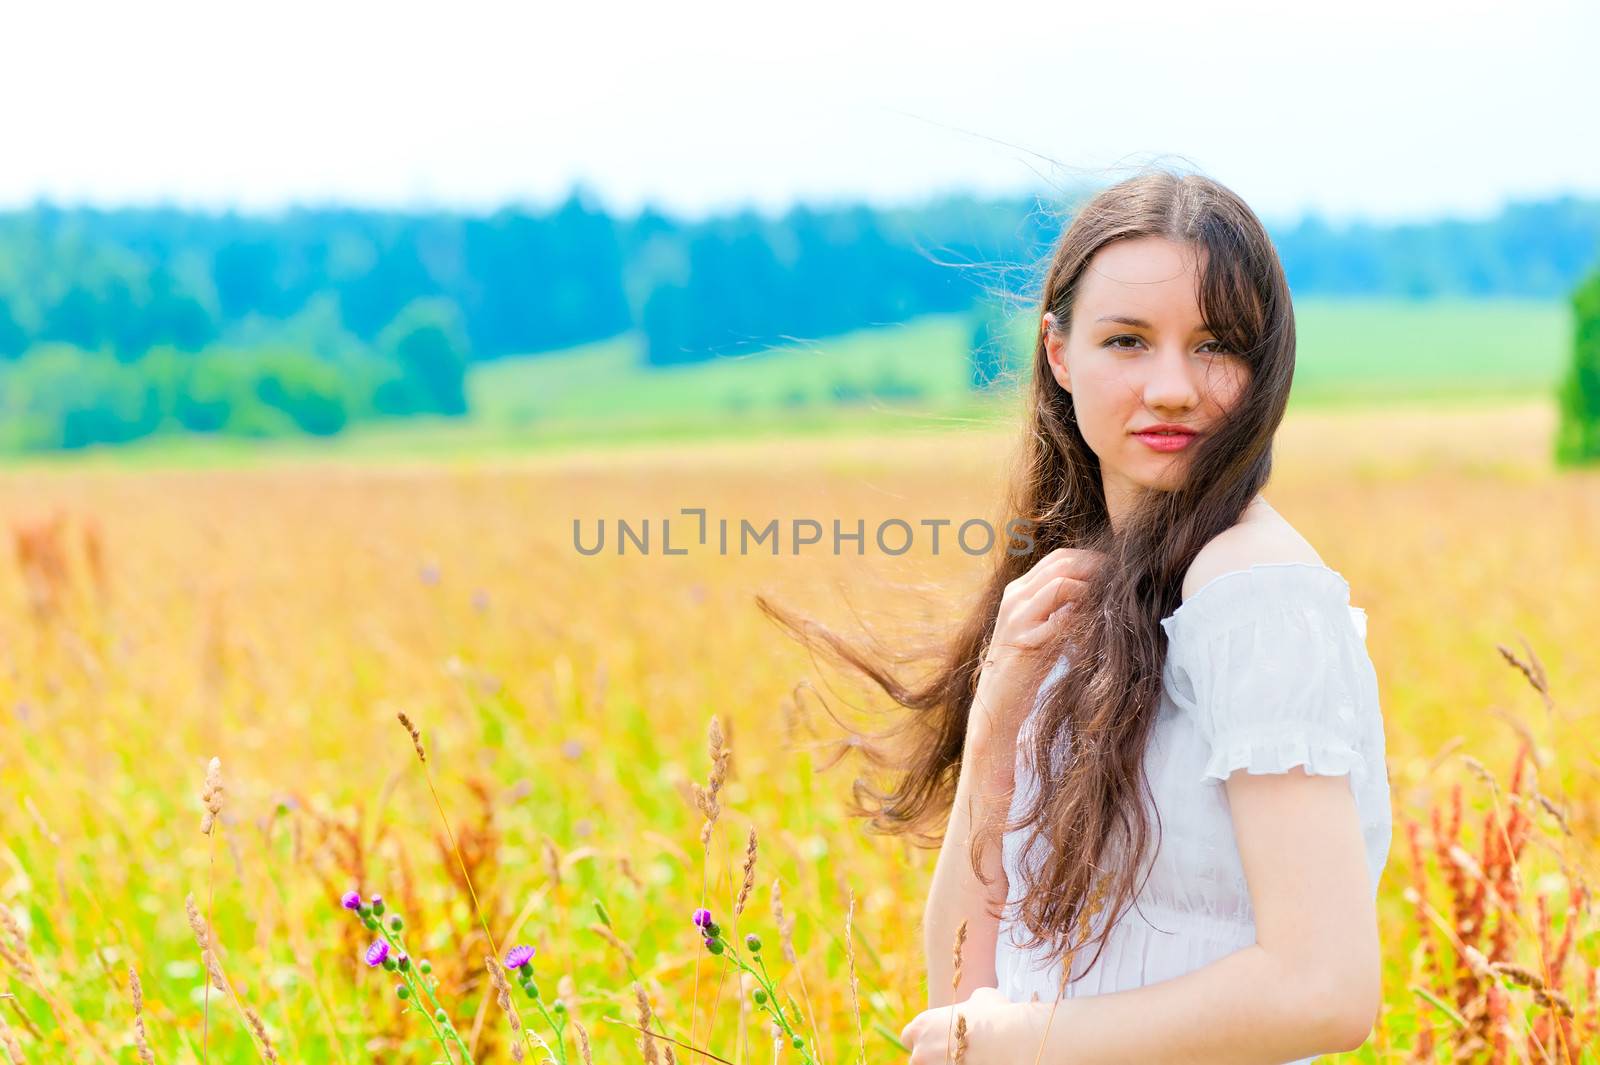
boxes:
[3,0,1595,228]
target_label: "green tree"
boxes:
[252,349,350,436]
[1556,264,1600,465]
[375,298,469,416]
[0,298,27,358]
[0,344,159,449]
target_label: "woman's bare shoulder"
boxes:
[1179,498,1325,604]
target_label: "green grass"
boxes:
[1290,296,1571,404]
[469,297,1573,425]
[10,297,1573,471]
[466,313,979,426]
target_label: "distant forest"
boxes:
[0,189,1597,450]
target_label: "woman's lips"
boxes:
[1132,430,1198,452]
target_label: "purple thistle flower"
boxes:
[370,894,383,908]
[365,940,390,967]
[691,907,712,929]
[341,890,362,911]
[504,944,536,969]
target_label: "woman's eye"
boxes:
[1104,335,1232,356]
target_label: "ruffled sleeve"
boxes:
[1159,564,1373,785]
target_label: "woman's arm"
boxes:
[903,766,1381,1062]
[922,545,1107,1012]
[921,671,1020,1008]
[1009,766,1381,1062]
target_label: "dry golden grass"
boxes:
[0,396,1594,1061]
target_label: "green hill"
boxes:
[13,297,1571,469]
[469,296,1572,429]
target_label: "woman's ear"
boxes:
[1042,317,1072,393]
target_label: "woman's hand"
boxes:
[971,546,1105,741]
[899,986,1030,1064]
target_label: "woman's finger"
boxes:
[1016,597,1077,649]
[993,578,1078,660]
[1019,572,1087,627]
[1012,547,1103,606]
[1001,546,1072,603]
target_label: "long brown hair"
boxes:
[756,165,1297,978]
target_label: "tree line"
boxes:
[0,189,1596,450]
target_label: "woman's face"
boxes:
[1043,235,1251,521]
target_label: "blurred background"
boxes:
[0,0,1596,460]
[3,2,1600,1063]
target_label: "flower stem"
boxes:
[708,939,816,1065]
[379,925,475,1064]
[398,970,457,1065]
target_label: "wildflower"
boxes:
[365,940,390,967]
[691,907,712,929]
[341,891,362,911]
[505,944,536,969]
[370,894,385,916]
[746,933,761,952]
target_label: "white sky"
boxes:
[2,0,1594,227]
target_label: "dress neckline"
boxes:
[1160,561,1355,627]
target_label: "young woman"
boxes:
[767,168,1392,1063]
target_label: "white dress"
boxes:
[993,562,1393,1065]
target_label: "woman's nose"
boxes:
[1142,347,1202,410]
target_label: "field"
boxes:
[1,322,1599,1060]
[465,297,1575,424]
[10,297,1567,474]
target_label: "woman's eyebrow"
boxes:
[1094,314,1216,335]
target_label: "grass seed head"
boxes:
[397,711,426,763]
[695,715,732,847]
[486,955,525,1063]
[0,1010,23,1065]
[200,757,223,835]
[951,917,969,991]
[589,922,637,967]
[244,1003,278,1063]
[574,1019,593,1065]
[633,981,660,1065]
[770,878,798,964]
[734,826,758,918]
